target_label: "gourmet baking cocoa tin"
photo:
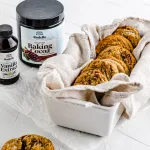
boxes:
[16,0,65,67]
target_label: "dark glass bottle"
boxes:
[0,24,20,85]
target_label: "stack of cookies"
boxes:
[2,134,54,150]
[73,26,141,86]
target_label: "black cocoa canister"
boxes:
[16,0,65,67]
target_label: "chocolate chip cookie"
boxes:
[113,26,141,48]
[81,59,122,80]
[96,34,133,56]
[2,134,54,150]
[97,46,137,73]
[2,138,22,150]
[97,55,129,75]
[20,134,54,150]
[74,69,108,86]
[105,59,125,73]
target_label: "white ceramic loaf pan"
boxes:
[44,97,124,136]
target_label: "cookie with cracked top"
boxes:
[97,46,137,73]
[96,34,133,56]
[113,26,141,48]
[2,138,22,150]
[19,134,54,150]
[2,134,54,150]
[74,69,108,86]
[81,59,122,80]
[97,55,129,75]
[105,59,125,74]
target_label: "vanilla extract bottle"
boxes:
[0,24,20,85]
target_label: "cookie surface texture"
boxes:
[81,59,120,80]
[97,46,137,73]
[96,34,133,55]
[97,55,129,75]
[113,26,141,48]
[2,138,22,150]
[20,134,54,150]
[74,69,108,86]
[104,59,125,74]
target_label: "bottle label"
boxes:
[0,51,19,79]
[21,22,64,65]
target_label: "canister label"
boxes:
[0,51,19,79]
[21,23,64,64]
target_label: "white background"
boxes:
[1,0,150,149]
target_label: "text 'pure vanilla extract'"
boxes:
[0,24,19,85]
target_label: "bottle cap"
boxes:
[0,24,12,37]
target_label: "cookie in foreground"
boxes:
[2,138,22,150]
[2,134,54,150]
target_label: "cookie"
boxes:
[96,34,133,56]
[81,59,121,80]
[113,26,141,48]
[97,46,137,73]
[74,69,108,86]
[2,138,22,150]
[97,55,129,75]
[20,134,54,150]
[105,59,125,73]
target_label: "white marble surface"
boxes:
[1,0,150,149]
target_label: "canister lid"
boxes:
[16,0,64,28]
